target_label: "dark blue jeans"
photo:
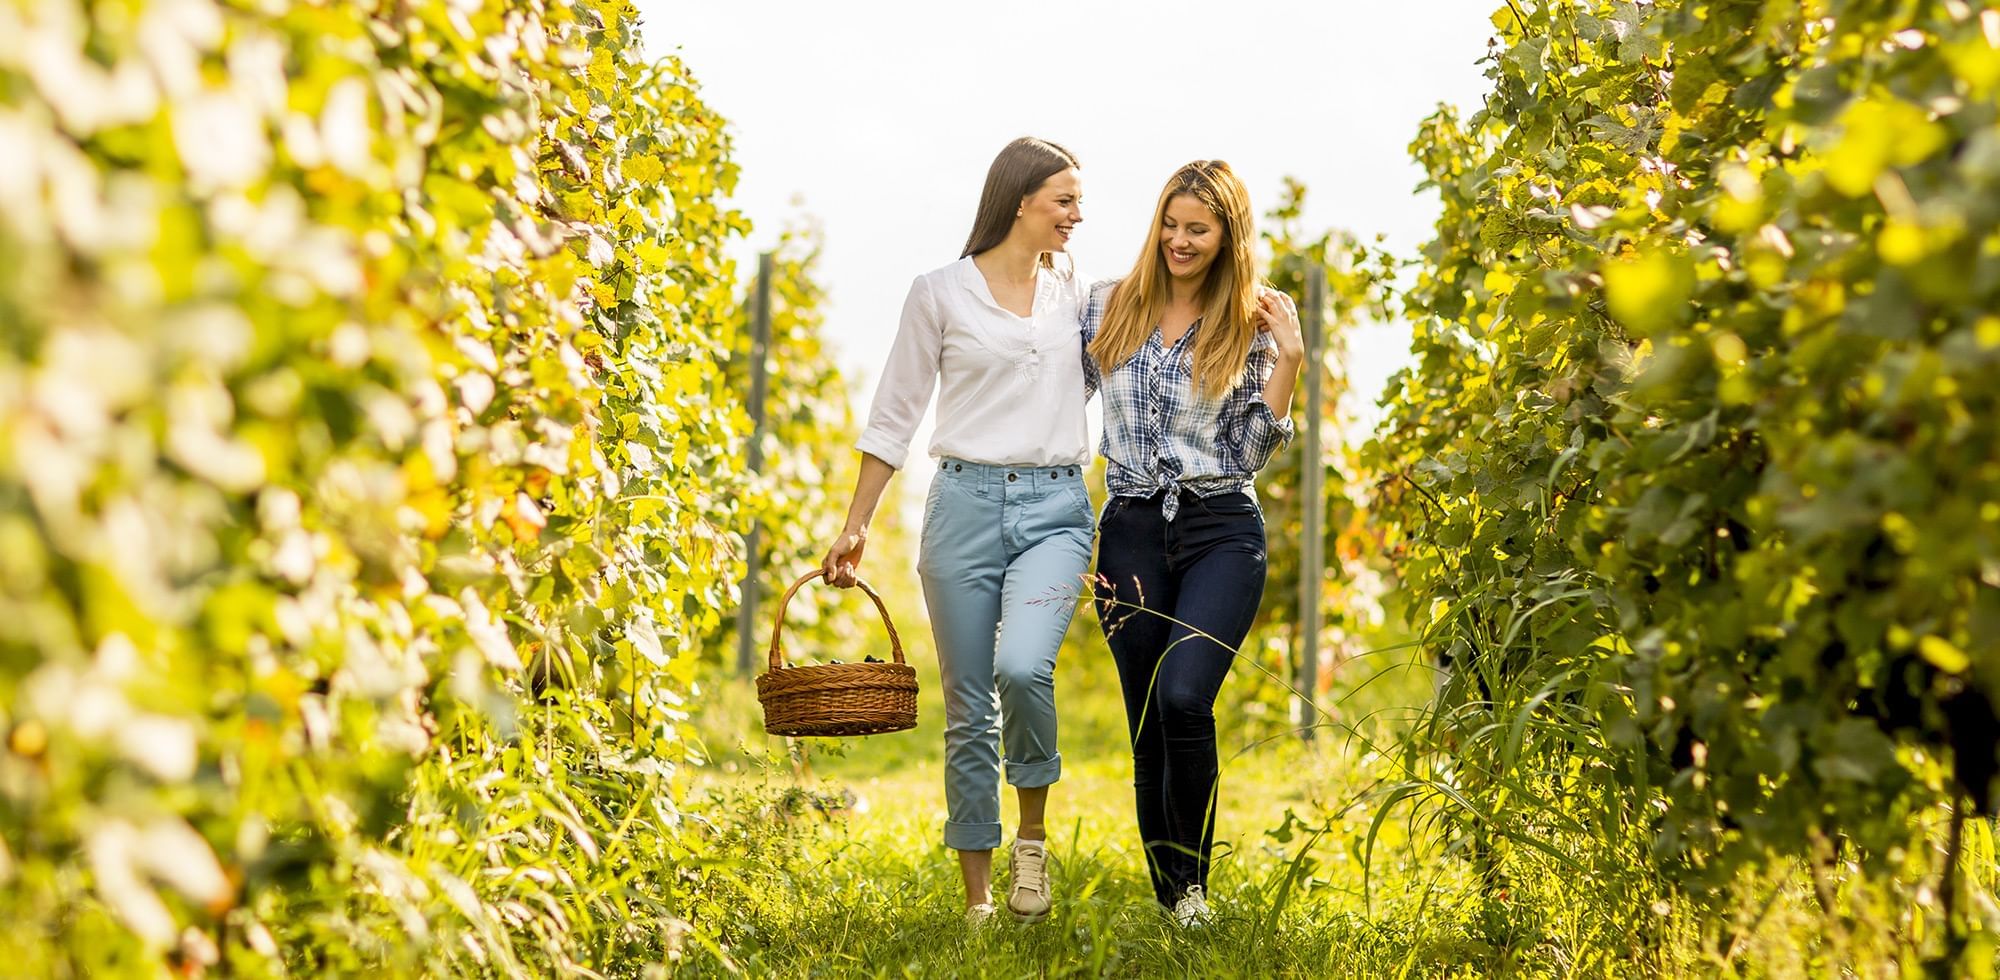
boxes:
[1093,488,1267,906]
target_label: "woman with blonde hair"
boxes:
[1083,159,1302,927]
[823,137,1092,925]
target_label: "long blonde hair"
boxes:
[1088,160,1258,400]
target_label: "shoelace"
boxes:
[1013,846,1047,895]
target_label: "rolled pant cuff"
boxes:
[943,819,1003,851]
[1004,754,1062,788]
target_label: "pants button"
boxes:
[1007,473,1017,482]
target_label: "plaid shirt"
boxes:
[1082,279,1295,521]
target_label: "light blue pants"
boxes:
[916,456,1095,851]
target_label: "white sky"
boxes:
[639,0,1499,498]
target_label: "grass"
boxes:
[677,702,1481,975]
[677,591,1568,978]
[668,592,2000,978]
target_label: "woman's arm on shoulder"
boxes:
[1079,278,1121,401]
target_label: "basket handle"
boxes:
[766,569,906,671]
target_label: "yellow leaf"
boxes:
[1822,98,1946,197]
[1876,220,1926,265]
[625,153,664,184]
[634,241,669,268]
[1975,316,2000,350]
[1710,332,1747,365]
[1603,250,1694,336]
[1918,636,1970,674]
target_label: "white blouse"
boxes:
[856,256,1090,469]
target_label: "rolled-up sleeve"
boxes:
[1221,336,1295,473]
[855,276,941,468]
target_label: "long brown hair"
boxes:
[960,137,1080,269]
[1088,160,1259,399]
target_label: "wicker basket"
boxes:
[756,569,918,737]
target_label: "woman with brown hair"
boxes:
[1083,160,1303,927]
[822,137,1092,925]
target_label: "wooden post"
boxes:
[1296,264,1326,739]
[735,252,775,678]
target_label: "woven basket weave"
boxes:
[756,569,917,737]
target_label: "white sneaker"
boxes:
[1171,884,1211,929]
[1006,839,1052,922]
[965,902,997,927]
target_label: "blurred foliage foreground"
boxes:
[0,0,876,973]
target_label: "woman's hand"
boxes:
[821,454,896,589]
[1254,288,1305,364]
[821,525,868,588]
